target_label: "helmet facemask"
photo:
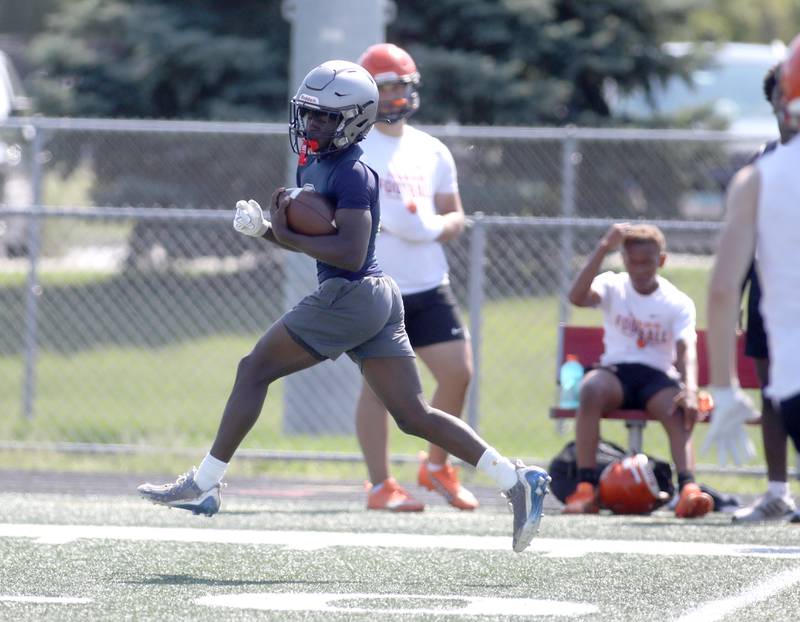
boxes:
[290,102,350,157]
[376,75,420,123]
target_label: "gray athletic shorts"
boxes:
[281,275,415,367]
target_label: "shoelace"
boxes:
[173,469,195,488]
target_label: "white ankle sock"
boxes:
[767,480,790,500]
[194,453,228,491]
[476,447,518,491]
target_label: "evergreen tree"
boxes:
[388,0,693,125]
[28,0,289,121]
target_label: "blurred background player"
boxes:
[355,43,477,512]
[706,37,800,523]
[563,223,713,518]
[731,62,798,523]
[138,59,551,553]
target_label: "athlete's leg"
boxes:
[210,320,320,462]
[139,319,320,513]
[362,356,487,465]
[574,369,624,469]
[416,338,473,464]
[754,358,788,482]
[779,393,800,454]
[355,380,391,484]
[647,386,691,474]
[648,385,712,518]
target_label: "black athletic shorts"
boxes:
[744,262,769,359]
[600,363,680,410]
[402,284,466,348]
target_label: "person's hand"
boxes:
[233,199,269,238]
[379,202,444,242]
[599,222,629,252]
[701,386,757,465]
[671,388,699,431]
[268,187,291,242]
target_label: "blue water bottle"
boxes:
[558,354,585,409]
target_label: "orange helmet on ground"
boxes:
[780,34,800,129]
[599,454,669,514]
[358,43,420,123]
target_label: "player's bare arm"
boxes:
[708,165,760,387]
[271,199,371,272]
[673,338,699,429]
[433,192,466,242]
[568,222,629,307]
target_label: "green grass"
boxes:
[0,262,780,496]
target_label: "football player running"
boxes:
[138,59,551,553]
[354,43,477,512]
[706,37,800,523]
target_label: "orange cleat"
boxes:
[675,483,713,518]
[418,455,479,510]
[366,478,425,512]
[562,482,600,514]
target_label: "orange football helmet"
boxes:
[599,454,670,515]
[358,43,420,122]
[780,34,800,129]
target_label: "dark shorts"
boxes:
[601,363,680,410]
[744,263,769,359]
[282,275,415,367]
[402,284,467,348]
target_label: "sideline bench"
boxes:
[550,325,760,452]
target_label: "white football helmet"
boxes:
[289,60,378,158]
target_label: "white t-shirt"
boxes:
[359,125,458,294]
[591,271,696,373]
[756,136,800,400]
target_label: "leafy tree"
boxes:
[27,0,291,263]
[388,0,694,125]
[28,0,288,120]
[23,0,712,263]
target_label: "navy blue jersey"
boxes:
[296,145,382,283]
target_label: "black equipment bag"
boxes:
[548,439,674,503]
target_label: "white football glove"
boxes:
[701,386,757,466]
[233,199,269,237]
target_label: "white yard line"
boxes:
[0,596,92,604]
[196,592,598,617]
[675,567,800,622]
[0,523,799,559]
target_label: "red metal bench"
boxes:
[550,325,760,451]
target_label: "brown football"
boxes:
[286,188,337,236]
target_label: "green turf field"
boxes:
[1,479,799,622]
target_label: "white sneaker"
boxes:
[731,493,795,523]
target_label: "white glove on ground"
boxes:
[701,386,757,465]
[233,199,269,237]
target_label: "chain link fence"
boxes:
[0,117,782,470]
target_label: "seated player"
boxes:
[562,223,713,518]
